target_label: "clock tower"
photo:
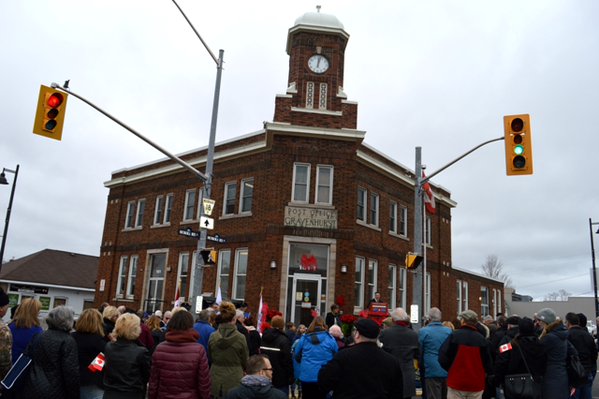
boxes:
[273,8,357,129]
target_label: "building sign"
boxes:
[9,284,49,295]
[284,206,337,229]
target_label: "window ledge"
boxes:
[122,227,143,232]
[150,223,171,229]
[220,212,253,220]
[388,231,409,241]
[288,202,335,209]
[356,220,381,232]
[180,220,199,226]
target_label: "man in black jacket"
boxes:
[318,318,403,398]
[566,312,598,399]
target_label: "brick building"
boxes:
[95,10,503,325]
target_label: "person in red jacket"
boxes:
[439,309,492,399]
[149,309,211,399]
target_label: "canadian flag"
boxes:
[499,343,513,353]
[422,172,436,215]
[88,352,105,372]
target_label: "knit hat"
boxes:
[458,309,478,324]
[518,317,535,336]
[535,308,557,324]
[0,288,8,307]
[506,316,521,326]
[355,318,380,339]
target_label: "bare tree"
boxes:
[545,292,559,301]
[481,255,513,288]
[558,289,571,301]
[544,289,571,301]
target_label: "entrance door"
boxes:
[291,274,321,326]
[145,253,166,313]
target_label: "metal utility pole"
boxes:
[589,218,599,318]
[0,164,20,271]
[171,0,224,313]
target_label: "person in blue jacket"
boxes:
[418,307,452,399]
[293,316,337,399]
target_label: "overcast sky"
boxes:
[2,1,598,302]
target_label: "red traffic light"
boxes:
[47,93,63,108]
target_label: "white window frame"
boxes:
[369,193,379,227]
[125,201,136,229]
[425,272,432,313]
[368,259,378,300]
[177,253,190,301]
[399,267,407,308]
[232,248,248,301]
[292,163,310,203]
[116,256,128,297]
[388,264,397,309]
[183,189,197,221]
[223,182,237,215]
[153,195,164,225]
[354,257,365,311]
[240,178,254,214]
[457,280,469,313]
[425,216,432,246]
[134,199,145,228]
[126,255,138,299]
[390,201,398,234]
[481,286,489,316]
[357,187,367,222]
[399,205,408,236]
[315,165,333,205]
[164,193,174,224]
[216,250,232,300]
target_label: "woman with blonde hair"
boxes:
[209,301,249,398]
[103,313,151,399]
[72,308,106,399]
[8,297,42,363]
[102,305,119,338]
[145,315,165,350]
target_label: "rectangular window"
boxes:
[457,280,469,313]
[154,195,164,225]
[224,183,237,215]
[319,83,328,109]
[126,255,138,299]
[399,206,408,236]
[399,268,407,308]
[369,193,379,226]
[424,216,432,245]
[315,165,333,205]
[354,257,365,310]
[457,280,462,313]
[388,264,397,309]
[368,260,378,301]
[125,202,135,229]
[233,249,248,300]
[240,179,254,213]
[425,272,432,313]
[292,163,310,203]
[164,193,174,224]
[357,187,366,222]
[116,256,128,297]
[135,199,145,228]
[217,250,231,299]
[177,253,189,301]
[390,202,397,234]
[481,286,489,316]
[184,189,197,221]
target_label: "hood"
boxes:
[165,328,199,343]
[214,323,242,349]
[238,375,274,398]
[544,321,568,339]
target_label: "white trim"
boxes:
[223,182,237,216]
[232,248,248,301]
[291,106,342,116]
[315,165,333,205]
[292,163,310,203]
[239,178,254,214]
[265,122,365,140]
[0,279,95,292]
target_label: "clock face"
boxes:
[307,54,329,74]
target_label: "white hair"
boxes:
[427,307,442,322]
[391,307,410,322]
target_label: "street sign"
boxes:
[202,198,216,216]
[207,234,226,243]
[200,216,214,230]
[178,227,200,238]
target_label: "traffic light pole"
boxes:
[412,136,504,327]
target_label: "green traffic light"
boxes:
[514,145,524,155]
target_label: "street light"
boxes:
[589,218,599,318]
[0,164,20,272]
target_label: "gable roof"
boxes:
[0,249,98,290]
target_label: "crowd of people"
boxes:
[0,286,597,399]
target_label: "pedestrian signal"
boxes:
[405,252,423,270]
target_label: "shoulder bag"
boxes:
[503,341,542,399]
[0,333,40,392]
[567,351,587,388]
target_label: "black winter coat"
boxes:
[318,341,403,399]
[260,328,293,388]
[72,331,106,388]
[103,338,151,399]
[567,325,598,372]
[20,328,80,399]
[379,324,419,398]
[493,335,547,391]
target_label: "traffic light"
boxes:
[200,249,217,265]
[405,252,423,270]
[504,114,533,176]
[33,85,68,141]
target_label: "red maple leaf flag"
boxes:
[422,172,436,215]
[88,352,105,372]
[499,343,512,353]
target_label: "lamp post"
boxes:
[0,164,20,272]
[589,218,599,318]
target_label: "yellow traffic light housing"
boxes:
[200,249,217,265]
[405,252,423,270]
[33,85,68,141]
[504,114,533,176]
